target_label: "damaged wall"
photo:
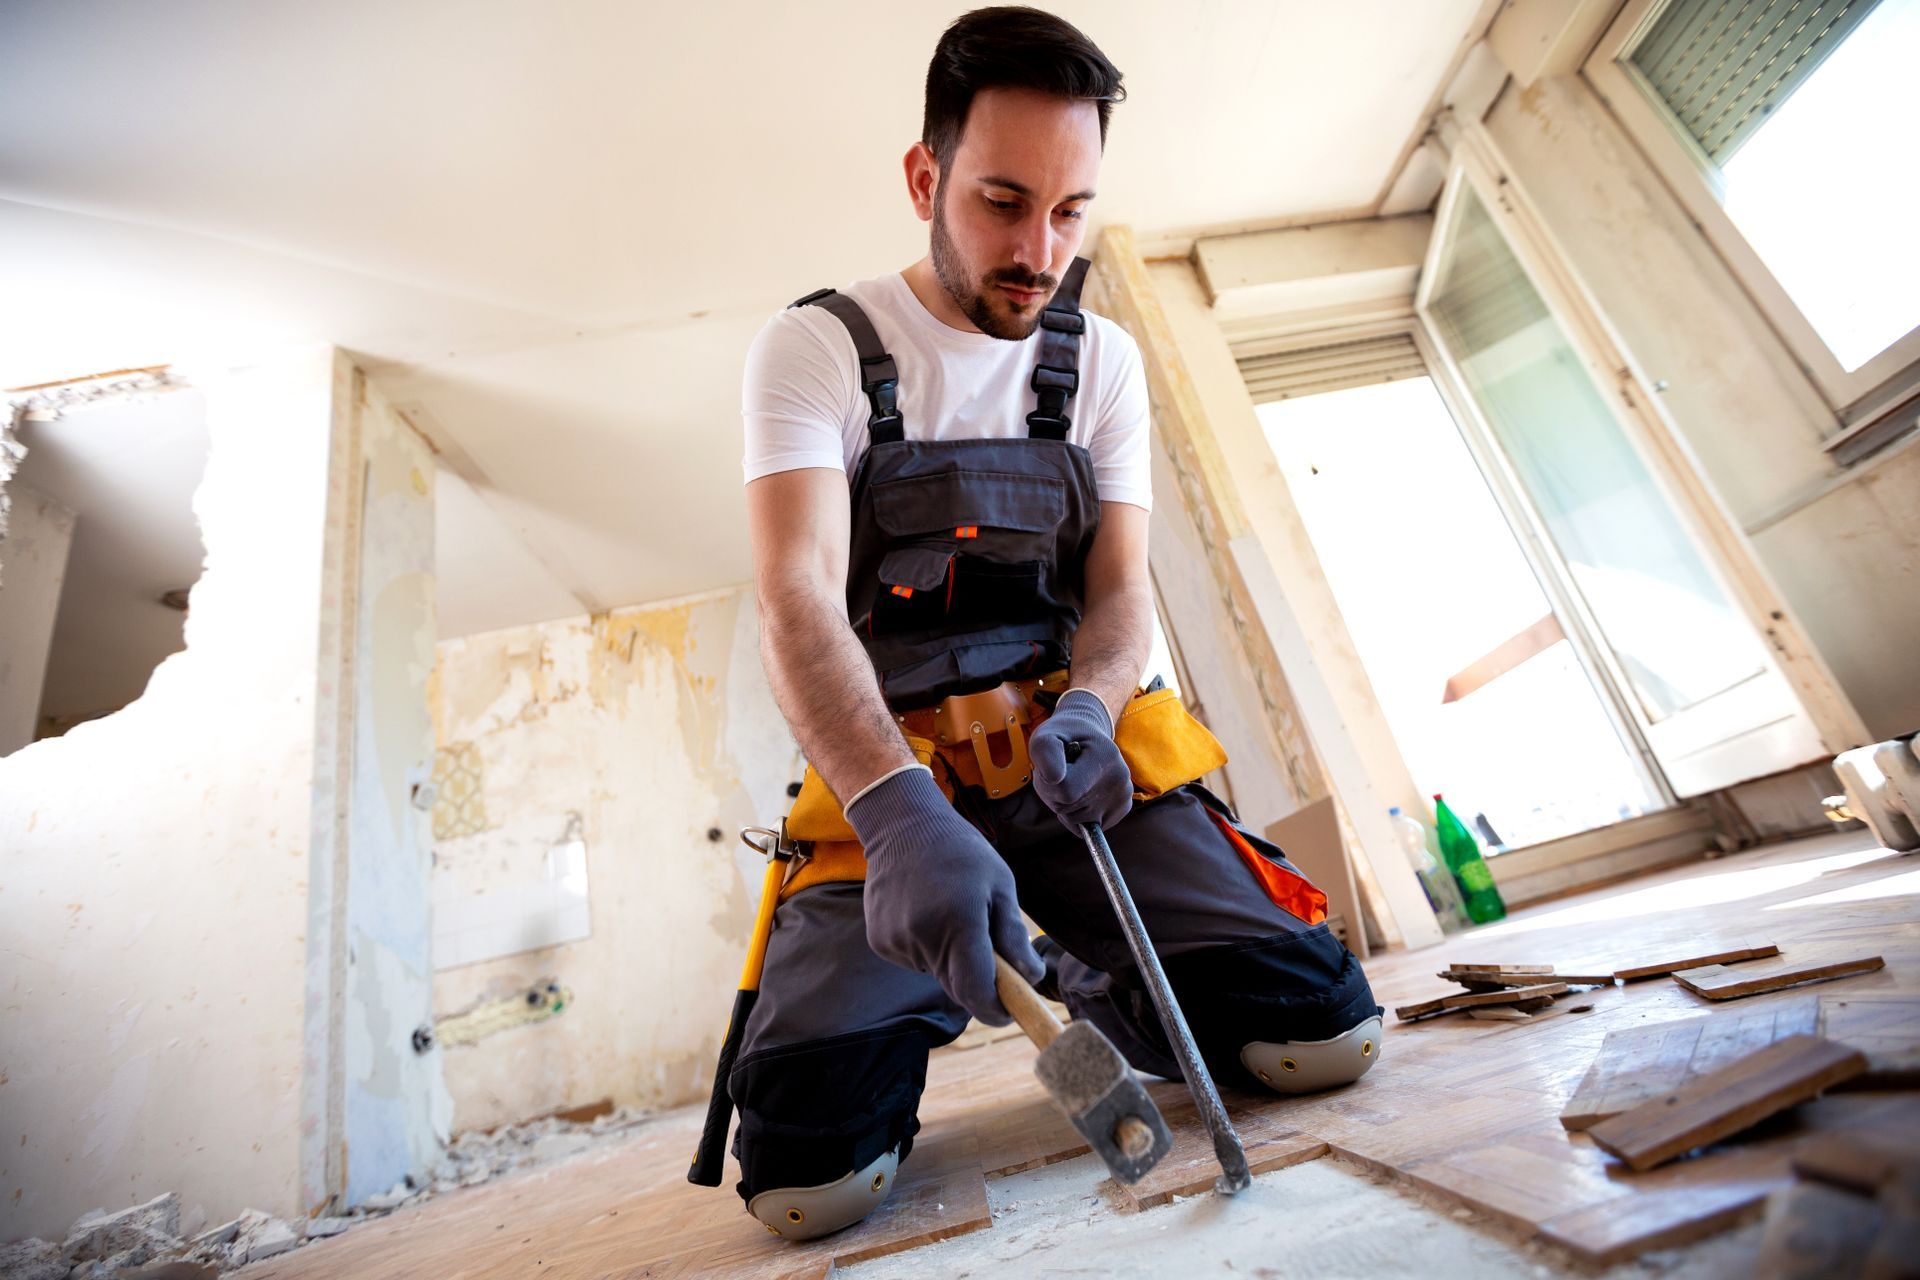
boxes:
[426,587,795,1133]
[0,348,445,1241]
[0,481,74,755]
[1483,76,1920,739]
[302,359,445,1212]
[0,349,331,1242]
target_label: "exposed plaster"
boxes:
[426,585,796,1132]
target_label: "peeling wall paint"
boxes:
[0,349,334,1242]
[428,586,796,1132]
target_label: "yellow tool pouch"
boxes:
[777,690,1227,900]
[780,736,946,900]
[1112,687,1229,800]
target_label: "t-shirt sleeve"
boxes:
[1088,323,1153,511]
[742,306,857,484]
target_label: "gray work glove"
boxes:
[1028,689,1133,831]
[845,765,1045,1026]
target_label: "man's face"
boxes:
[927,87,1102,340]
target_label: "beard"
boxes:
[930,190,1058,342]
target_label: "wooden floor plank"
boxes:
[1819,990,1920,1086]
[1559,998,1821,1130]
[1751,1182,1886,1280]
[1586,1036,1868,1171]
[1614,943,1781,982]
[1675,955,1885,1000]
[234,832,1916,1277]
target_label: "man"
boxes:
[726,6,1380,1240]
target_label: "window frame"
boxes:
[1582,0,1920,434]
[1418,123,1869,760]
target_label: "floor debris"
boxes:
[0,1105,656,1278]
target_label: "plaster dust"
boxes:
[428,585,796,1134]
[837,1150,1766,1280]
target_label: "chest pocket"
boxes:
[868,471,1067,636]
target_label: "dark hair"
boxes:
[922,6,1126,171]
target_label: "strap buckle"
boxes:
[1039,308,1085,335]
[1031,364,1078,395]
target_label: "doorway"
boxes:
[1259,375,1665,852]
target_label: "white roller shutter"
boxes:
[1234,332,1427,404]
[1629,0,1882,164]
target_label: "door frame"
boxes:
[1417,122,1867,774]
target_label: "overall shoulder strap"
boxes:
[789,287,904,445]
[1026,256,1092,441]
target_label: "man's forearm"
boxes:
[759,583,917,802]
[1066,580,1153,725]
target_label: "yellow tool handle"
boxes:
[689,851,790,1187]
[737,856,786,991]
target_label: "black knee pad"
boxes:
[728,1024,932,1204]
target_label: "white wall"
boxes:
[0,350,332,1241]
[1483,76,1920,738]
[427,586,795,1132]
[0,482,74,754]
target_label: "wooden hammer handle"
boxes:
[995,954,1066,1050]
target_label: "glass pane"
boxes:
[1426,187,1768,724]
[1260,377,1662,851]
[1716,0,1920,370]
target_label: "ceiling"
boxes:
[1,0,1490,637]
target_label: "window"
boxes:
[1588,0,1920,416]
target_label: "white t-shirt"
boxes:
[741,270,1152,510]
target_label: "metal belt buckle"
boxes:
[932,683,1032,799]
[740,819,807,870]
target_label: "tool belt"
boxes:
[779,672,1228,900]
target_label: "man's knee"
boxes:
[1241,1013,1383,1093]
[729,1025,931,1238]
[1161,922,1384,1094]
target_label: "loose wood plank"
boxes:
[1614,943,1780,982]
[1819,992,1920,1088]
[1436,969,1617,988]
[1751,1182,1886,1280]
[1469,1007,1532,1022]
[1559,999,1821,1131]
[1440,981,1569,1010]
[1674,955,1885,1001]
[1394,994,1471,1022]
[1587,1035,1868,1171]
[1446,963,1554,975]
[1791,1130,1920,1197]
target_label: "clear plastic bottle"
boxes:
[1390,805,1467,931]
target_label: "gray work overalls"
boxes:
[727,259,1379,1219]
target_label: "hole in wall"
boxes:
[0,381,209,757]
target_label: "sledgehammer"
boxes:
[993,955,1173,1184]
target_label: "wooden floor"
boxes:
[244,830,1919,1279]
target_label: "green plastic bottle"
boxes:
[1433,793,1506,924]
